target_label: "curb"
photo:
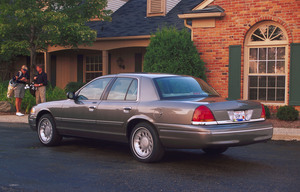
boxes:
[272,128,300,141]
[0,115,299,141]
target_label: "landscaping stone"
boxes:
[0,101,15,112]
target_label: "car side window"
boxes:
[77,78,112,100]
[107,78,138,101]
[126,79,138,101]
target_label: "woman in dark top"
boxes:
[15,65,29,116]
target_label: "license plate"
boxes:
[233,111,246,122]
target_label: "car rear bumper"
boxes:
[156,121,273,149]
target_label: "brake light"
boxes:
[260,104,266,119]
[192,105,216,122]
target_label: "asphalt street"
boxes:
[0,122,300,192]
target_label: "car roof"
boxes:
[105,73,181,79]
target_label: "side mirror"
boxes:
[67,92,76,100]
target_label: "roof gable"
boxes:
[193,0,214,10]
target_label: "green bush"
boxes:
[144,27,206,79]
[0,81,66,114]
[0,80,12,102]
[276,106,299,121]
[47,87,67,101]
[264,105,271,119]
[65,82,86,93]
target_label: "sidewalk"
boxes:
[0,114,299,141]
[0,114,28,123]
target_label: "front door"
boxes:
[135,53,143,72]
[58,77,113,133]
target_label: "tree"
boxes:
[144,27,206,80]
[0,37,28,81]
[0,0,111,81]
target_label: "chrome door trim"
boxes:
[60,117,95,124]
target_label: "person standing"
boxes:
[15,65,29,116]
[34,65,47,104]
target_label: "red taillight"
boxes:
[260,104,266,119]
[192,105,216,122]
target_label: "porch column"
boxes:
[102,50,108,75]
[44,52,51,81]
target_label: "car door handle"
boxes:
[123,107,132,111]
[123,107,132,113]
[89,106,96,111]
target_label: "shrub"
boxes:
[264,105,271,119]
[65,82,86,93]
[143,27,206,79]
[47,87,67,102]
[0,80,13,104]
[276,106,299,121]
[0,80,15,111]
[22,90,36,113]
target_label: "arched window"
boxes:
[244,21,288,104]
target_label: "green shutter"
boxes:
[289,43,300,105]
[77,55,83,83]
[228,45,241,100]
[50,55,56,87]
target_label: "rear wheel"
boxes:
[130,123,164,163]
[202,147,228,155]
[37,114,62,146]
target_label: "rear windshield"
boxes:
[154,76,220,100]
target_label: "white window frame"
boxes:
[84,55,103,83]
[243,21,289,105]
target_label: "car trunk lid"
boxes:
[190,97,264,125]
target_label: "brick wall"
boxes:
[192,0,300,102]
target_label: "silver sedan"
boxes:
[29,73,273,162]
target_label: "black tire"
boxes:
[202,147,228,155]
[130,122,164,163]
[37,114,62,146]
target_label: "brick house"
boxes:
[178,0,300,112]
[8,0,300,110]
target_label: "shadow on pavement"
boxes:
[49,137,273,174]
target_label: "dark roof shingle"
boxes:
[87,0,204,38]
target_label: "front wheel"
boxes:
[202,147,228,155]
[37,114,62,146]
[130,123,164,163]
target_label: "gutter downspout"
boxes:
[184,19,193,41]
